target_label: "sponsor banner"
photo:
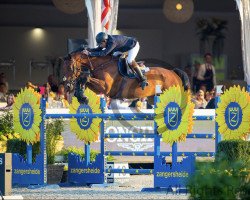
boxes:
[62,119,215,153]
[104,120,155,152]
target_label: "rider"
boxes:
[82,32,148,90]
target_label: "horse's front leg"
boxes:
[74,76,89,104]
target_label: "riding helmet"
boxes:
[96,32,108,45]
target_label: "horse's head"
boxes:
[63,51,92,92]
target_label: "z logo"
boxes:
[21,108,31,127]
[228,107,239,127]
[168,107,178,127]
[78,106,91,127]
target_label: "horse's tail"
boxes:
[173,68,190,91]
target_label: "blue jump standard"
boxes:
[12,99,47,186]
[67,96,197,190]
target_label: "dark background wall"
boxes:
[0,0,244,89]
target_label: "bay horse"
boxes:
[63,51,190,104]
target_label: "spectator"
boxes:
[48,74,58,93]
[192,61,201,93]
[43,82,55,100]
[197,53,216,92]
[205,91,213,102]
[55,83,69,108]
[56,83,67,101]
[205,90,215,103]
[0,93,15,111]
[205,89,216,109]
[43,82,51,99]
[199,84,207,94]
[206,97,215,109]
[192,90,207,109]
[0,82,8,102]
[42,82,56,108]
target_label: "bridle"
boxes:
[64,52,116,93]
[67,53,114,85]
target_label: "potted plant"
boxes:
[46,119,65,184]
[196,18,227,57]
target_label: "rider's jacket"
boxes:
[88,35,137,57]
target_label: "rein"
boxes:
[92,58,114,73]
[82,54,114,73]
[86,55,94,70]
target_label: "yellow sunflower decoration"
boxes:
[216,85,250,140]
[155,85,194,145]
[13,88,42,144]
[69,88,102,144]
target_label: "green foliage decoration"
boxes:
[216,140,250,165]
[188,161,249,200]
[188,140,250,200]
[46,119,64,164]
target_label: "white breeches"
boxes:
[126,42,140,64]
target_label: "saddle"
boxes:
[118,57,150,79]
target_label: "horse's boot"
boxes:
[74,82,89,104]
[75,90,89,104]
[131,61,148,90]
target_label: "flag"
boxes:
[101,0,111,30]
[85,0,119,48]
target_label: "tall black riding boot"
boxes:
[132,63,148,90]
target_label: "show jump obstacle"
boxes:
[12,85,250,190]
